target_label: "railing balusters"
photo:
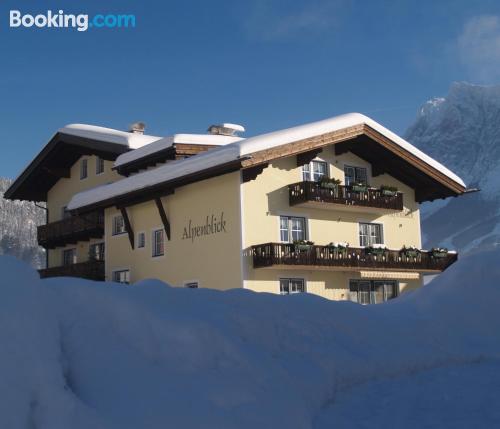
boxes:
[251,243,457,272]
[289,181,404,210]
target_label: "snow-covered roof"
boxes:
[68,113,466,210]
[60,124,162,149]
[114,133,243,169]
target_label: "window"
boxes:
[280,216,306,242]
[61,206,71,219]
[152,229,165,257]
[280,278,305,295]
[62,248,76,266]
[302,160,328,182]
[349,280,398,304]
[344,165,367,186]
[89,242,105,261]
[359,222,383,247]
[80,158,88,180]
[185,282,199,289]
[96,157,105,175]
[112,215,126,235]
[137,232,146,249]
[113,270,130,284]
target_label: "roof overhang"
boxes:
[4,132,131,202]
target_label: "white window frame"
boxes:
[80,158,88,180]
[96,156,105,175]
[152,228,165,258]
[344,164,367,186]
[349,279,399,304]
[62,248,77,266]
[112,215,126,236]
[279,215,308,243]
[358,222,384,247]
[137,231,146,249]
[112,269,131,285]
[302,160,328,182]
[89,242,105,261]
[279,278,306,295]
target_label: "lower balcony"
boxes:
[39,260,105,281]
[251,243,457,273]
[37,211,104,249]
[289,181,404,212]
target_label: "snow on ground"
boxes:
[0,249,499,428]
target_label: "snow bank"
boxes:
[0,250,499,428]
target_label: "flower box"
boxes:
[352,184,368,193]
[382,189,397,197]
[294,240,314,252]
[431,248,448,258]
[366,247,387,255]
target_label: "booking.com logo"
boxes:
[9,10,136,31]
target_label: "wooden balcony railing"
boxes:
[39,260,105,281]
[251,243,457,273]
[289,181,404,211]
[37,211,104,249]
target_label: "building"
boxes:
[5,114,471,303]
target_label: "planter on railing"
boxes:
[430,248,449,258]
[380,185,398,197]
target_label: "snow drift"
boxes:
[0,251,499,429]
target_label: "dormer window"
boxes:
[302,160,328,182]
[344,165,367,186]
[80,159,88,180]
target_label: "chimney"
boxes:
[129,122,146,134]
[207,123,245,137]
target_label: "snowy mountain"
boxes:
[0,178,45,268]
[405,82,500,254]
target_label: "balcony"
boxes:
[289,181,404,212]
[251,243,457,273]
[37,211,104,249]
[39,260,105,281]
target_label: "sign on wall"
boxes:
[182,212,227,242]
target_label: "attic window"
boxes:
[96,157,105,175]
[80,159,88,180]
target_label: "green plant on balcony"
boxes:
[430,247,449,258]
[380,184,398,196]
[320,177,342,190]
[294,239,314,252]
[400,245,420,258]
[351,181,368,192]
[327,241,349,257]
[365,244,388,255]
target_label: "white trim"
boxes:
[136,231,146,250]
[111,268,131,284]
[95,156,105,176]
[151,226,166,259]
[278,277,307,295]
[357,220,385,247]
[276,213,310,243]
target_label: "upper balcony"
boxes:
[39,260,105,281]
[289,181,404,212]
[251,243,457,274]
[37,211,104,249]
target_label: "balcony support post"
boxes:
[119,207,135,249]
[154,198,171,240]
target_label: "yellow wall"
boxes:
[104,172,243,290]
[241,147,423,299]
[48,238,104,267]
[46,155,120,267]
[47,155,119,222]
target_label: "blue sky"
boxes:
[1,0,500,178]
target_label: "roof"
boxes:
[60,124,162,148]
[68,113,468,211]
[114,133,242,169]
[4,124,161,202]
